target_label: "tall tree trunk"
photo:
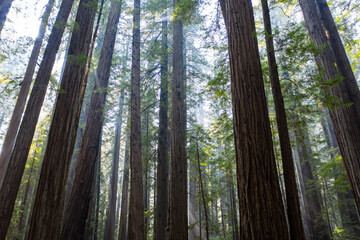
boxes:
[94,134,102,240]
[0,0,55,188]
[261,0,305,238]
[299,0,360,217]
[315,0,360,109]
[118,132,130,240]
[294,125,331,240]
[104,89,125,240]
[0,0,75,238]
[196,141,209,240]
[154,3,169,239]
[143,111,150,239]
[60,0,122,238]
[169,0,187,239]
[0,0,13,35]
[229,177,239,240]
[128,0,144,237]
[26,0,99,238]
[221,0,289,238]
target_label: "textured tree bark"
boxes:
[154,4,169,239]
[104,89,125,240]
[315,0,360,112]
[26,0,99,238]
[0,0,55,188]
[0,0,75,238]
[128,0,145,238]
[260,0,305,238]
[118,132,130,240]
[222,0,289,239]
[60,0,122,238]
[169,1,187,239]
[0,0,13,35]
[299,0,360,218]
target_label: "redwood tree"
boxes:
[221,0,289,238]
[128,0,145,238]
[261,0,305,238]
[0,0,75,238]
[154,1,169,239]
[0,0,55,187]
[26,0,99,238]
[169,0,188,239]
[299,0,360,217]
[60,0,122,238]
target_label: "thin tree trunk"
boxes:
[144,111,150,239]
[295,126,331,240]
[299,0,360,217]
[26,0,99,238]
[0,0,13,35]
[128,0,144,237]
[94,135,102,240]
[17,151,37,236]
[229,178,239,240]
[0,0,75,238]
[170,0,187,239]
[261,0,305,238]
[0,113,4,131]
[118,132,130,240]
[0,0,55,188]
[60,0,122,238]
[154,3,169,239]
[221,0,289,238]
[196,141,209,240]
[189,157,200,240]
[104,89,125,240]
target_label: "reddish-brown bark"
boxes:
[222,0,289,238]
[0,0,75,238]
[26,0,98,238]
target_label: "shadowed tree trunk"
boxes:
[260,0,305,238]
[315,0,360,109]
[0,0,13,35]
[118,132,130,240]
[0,0,75,238]
[60,0,122,238]
[169,0,187,239]
[299,0,360,217]
[128,0,144,237]
[104,89,125,240]
[0,0,55,188]
[154,3,169,239]
[221,0,289,238]
[26,0,99,238]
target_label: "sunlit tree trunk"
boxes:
[260,0,305,238]
[299,0,360,217]
[0,0,13,35]
[0,0,55,188]
[221,0,289,238]
[128,0,144,237]
[60,0,122,238]
[0,0,75,238]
